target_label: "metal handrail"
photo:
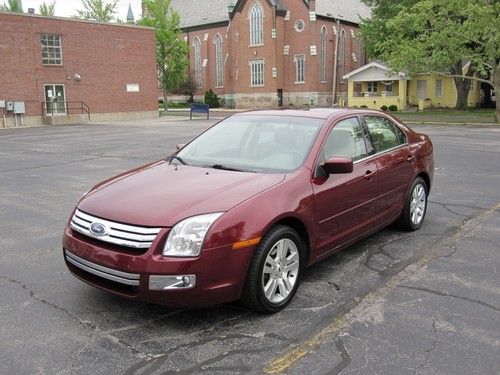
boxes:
[41,101,91,120]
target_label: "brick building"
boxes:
[0,12,157,127]
[171,0,370,108]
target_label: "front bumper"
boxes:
[63,226,255,307]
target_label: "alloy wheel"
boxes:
[261,238,300,304]
[410,183,426,225]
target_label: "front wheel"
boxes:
[396,177,428,231]
[240,225,305,314]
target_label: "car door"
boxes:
[312,117,379,257]
[362,115,413,219]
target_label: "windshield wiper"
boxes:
[169,155,187,165]
[210,164,252,172]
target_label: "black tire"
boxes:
[396,176,428,231]
[240,225,305,314]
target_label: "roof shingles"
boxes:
[171,0,371,29]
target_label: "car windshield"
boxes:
[176,115,324,173]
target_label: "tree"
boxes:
[140,0,189,106]
[39,1,56,16]
[361,0,500,119]
[0,0,23,12]
[75,0,117,22]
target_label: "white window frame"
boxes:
[41,34,63,65]
[193,37,202,89]
[435,79,443,97]
[367,81,377,93]
[250,59,264,86]
[249,2,264,46]
[294,54,305,84]
[320,26,327,83]
[214,34,224,88]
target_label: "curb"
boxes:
[405,121,499,127]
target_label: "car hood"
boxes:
[78,161,285,227]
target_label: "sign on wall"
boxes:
[126,84,140,92]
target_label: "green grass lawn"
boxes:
[394,108,497,124]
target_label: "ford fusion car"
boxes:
[63,109,434,313]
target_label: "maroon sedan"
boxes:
[63,109,434,313]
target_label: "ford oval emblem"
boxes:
[89,222,107,236]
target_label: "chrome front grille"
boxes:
[65,250,140,286]
[70,208,162,249]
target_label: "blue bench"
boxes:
[190,103,209,120]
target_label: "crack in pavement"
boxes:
[0,276,150,362]
[124,334,276,375]
[261,202,500,374]
[326,337,352,375]
[413,318,438,375]
[136,309,251,344]
[399,285,500,312]
[362,235,403,275]
[158,347,273,375]
[428,200,477,217]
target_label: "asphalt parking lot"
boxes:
[1,117,499,375]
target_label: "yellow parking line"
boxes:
[263,315,348,374]
[264,202,500,374]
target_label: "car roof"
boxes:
[232,108,385,120]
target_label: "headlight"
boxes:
[163,212,224,257]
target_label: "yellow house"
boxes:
[342,62,481,110]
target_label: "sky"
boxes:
[22,0,143,20]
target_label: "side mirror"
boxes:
[322,157,353,174]
[176,143,185,150]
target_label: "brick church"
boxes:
[171,0,371,108]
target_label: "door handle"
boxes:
[363,170,374,180]
[407,154,414,162]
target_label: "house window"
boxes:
[417,80,427,99]
[294,55,305,83]
[435,79,442,97]
[250,59,264,86]
[320,26,327,83]
[41,34,62,65]
[382,82,393,94]
[294,19,305,32]
[250,2,264,46]
[193,37,202,88]
[367,81,377,93]
[338,29,346,78]
[215,34,224,87]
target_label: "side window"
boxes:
[322,118,368,162]
[364,116,406,153]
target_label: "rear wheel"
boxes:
[240,225,304,313]
[396,177,428,231]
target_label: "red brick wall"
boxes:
[0,13,157,118]
[179,0,366,107]
[184,24,229,98]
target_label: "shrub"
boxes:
[388,105,398,111]
[204,89,220,108]
[360,105,368,108]
[380,105,388,111]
